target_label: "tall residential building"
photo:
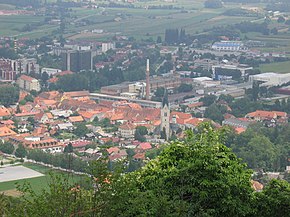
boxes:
[101,42,115,53]
[0,58,39,81]
[160,90,170,140]
[61,50,93,72]
[12,58,39,74]
[17,75,41,92]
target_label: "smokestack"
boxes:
[146,59,150,100]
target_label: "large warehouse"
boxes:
[249,73,290,87]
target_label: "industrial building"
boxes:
[100,75,182,96]
[212,41,247,52]
[89,93,161,108]
[212,64,253,81]
[249,73,290,87]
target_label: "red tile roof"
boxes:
[0,126,17,137]
[0,106,11,117]
[69,116,84,123]
[18,74,35,82]
[137,142,152,150]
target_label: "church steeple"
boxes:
[160,89,170,140]
[162,89,169,108]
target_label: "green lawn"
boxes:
[0,163,87,195]
[258,61,290,73]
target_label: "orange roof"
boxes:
[171,111,192,120]
[78,111,99,119]
[48,77,58,83]
[63,91,89,98]
[187,102,203,108]
[246,110,287,119]
[19,91,28,102]
[45,112,53,119]
[18,74,35,82]
[119,122,136,130]
[251,180,264,191]
[68,116,84,123]
[235,127,246,134]
[133,152,145,160]
[107,147,120,154]
[0,106,11,117]
[55,70,73,76]
[185,118,204,126]
[137,142,152,150]
[0,126,17,137]
[15,112,39,117]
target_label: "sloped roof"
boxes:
[69,116,84,122]
[0,126,17,137]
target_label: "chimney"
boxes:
[146,59,150,100]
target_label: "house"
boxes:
[51,109,73,118]
[136,142,152,152]
[118,123,136,139]
[133,152,145,161]
[107,146,128,161]
[35,112,54,124]
[16,75,41,92]
[57,122,74,131]
[68,116,84,123]
[14,112,39,121]
[245,110,288,125]
[9,134,63,153]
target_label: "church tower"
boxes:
[160,90,170,140]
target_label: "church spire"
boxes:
[162,89,169,108]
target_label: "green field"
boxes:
[0,0,261,40]
[258,61,290,73]
[0,163,87,195]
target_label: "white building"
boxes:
[16,75,41,92]
[41,67,62,76]
[249,73,290,87]
[102,42,115,53]
[212,41,247,52]
[12,58,40,74]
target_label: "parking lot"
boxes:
[0,165,44,183]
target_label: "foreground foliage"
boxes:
[2,124,290,216]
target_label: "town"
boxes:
[0,0,290,216]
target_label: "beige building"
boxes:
[17,75,41,92]
[118,123,136,139]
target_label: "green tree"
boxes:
[204,0,223,9]
[218,94,234,103]
[15,144,27,158]
[199,94,217,106]
[63,143,73,153]
[107,123,254,216]
[204,103,225,124]
[0,142,14,154]
[178,83,193,93]
[233,134,277,171]
[277,16,286,23]
[0,84,19,106]
[73,123,89,138]
[254,179,290,217]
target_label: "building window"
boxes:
[164,112,167,117]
